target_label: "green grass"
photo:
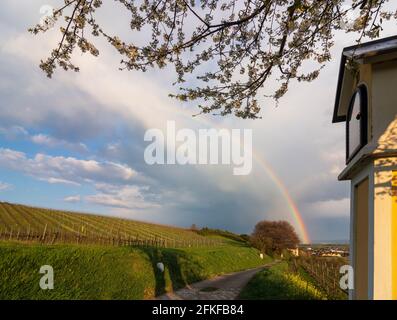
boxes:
[239,261,326,300]
[0,242,269,299]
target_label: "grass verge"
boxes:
[238,261,326,300]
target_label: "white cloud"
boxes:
[0,182,12,191]
[41,177,81,186]
[0,147,159,211]
[31,133,88,152]
[64,195,81,202]
[0,147,137,186]
[85,184,159,210]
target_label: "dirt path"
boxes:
[156,262,276,300]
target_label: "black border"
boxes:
[0,300,391,318]
[346,85,368,164]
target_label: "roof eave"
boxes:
[332,35,397,124]
[332,54,347,123]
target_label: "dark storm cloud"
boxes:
[0,54,124,143]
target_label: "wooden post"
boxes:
[42,224,47,241]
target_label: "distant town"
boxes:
[298,244,349,258]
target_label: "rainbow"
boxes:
[174,112,311,244]
[252,152,311,244]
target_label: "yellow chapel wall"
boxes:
[371,59,397,299]
[373,158,396,299]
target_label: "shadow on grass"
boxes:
[136,247,205,296]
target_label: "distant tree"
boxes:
[251,220,300,255]
[190,223,198,231]
[29,0,394,119]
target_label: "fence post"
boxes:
[42,224,47,241]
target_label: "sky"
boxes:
[0,1,395,242]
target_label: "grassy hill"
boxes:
[0,202,223,247]
[0,242,269,299]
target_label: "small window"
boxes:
[346,85,368,163]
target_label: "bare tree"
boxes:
[251,220,300,254]
[30,0,394,118]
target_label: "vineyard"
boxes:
[290,256,349,300]
[0,202,224,248]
